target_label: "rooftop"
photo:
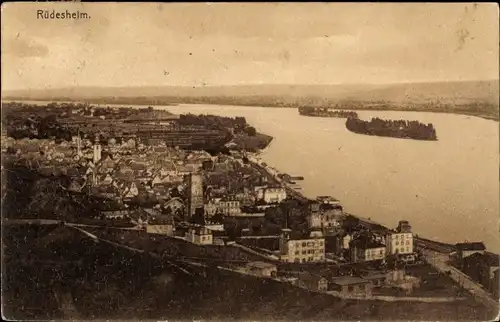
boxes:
[455,242,486,251]
[246,261,277,269]
[464,252,499,267]
[360,273,388,280]
[330,276,371,286]
[316,196,340,204]
[350,235,385,249]
[298,273,327,284]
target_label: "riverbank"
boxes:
[3,98,498,121]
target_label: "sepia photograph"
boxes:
[1,2,499,321]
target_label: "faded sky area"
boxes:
[1,2,499,90]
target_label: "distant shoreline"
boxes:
[3,97,498,121]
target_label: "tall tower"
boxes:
[93,135,102,164]
[186,173,204,219]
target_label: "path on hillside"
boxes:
[325,290,466,302]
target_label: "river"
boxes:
[162,104,499,253]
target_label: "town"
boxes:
[2,102,498,317]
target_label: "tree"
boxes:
[245,126,257,136]
[264,206,285,227]
[211,212,224,224]
[170,186,182,198]
[189,208,206,225]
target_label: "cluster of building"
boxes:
[3,135,227,209]
[231,257,420,298]
[2,122,437,300]
[453,242,499,298]
[185,166,419,270]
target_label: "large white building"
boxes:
[279,229,325,263]
[185,226,213,245]
[307,198,343,230]
[386,220,414,255]
[349,236,387,263]
[256,186,287,204]
[204,198,241,217]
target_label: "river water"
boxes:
[163,104,499,253]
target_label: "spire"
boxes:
[76,128,82,156]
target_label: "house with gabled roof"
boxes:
[456,242,486,263]
[349,234,386,263]
[100,154,115,172]
[163,197,185,214]
[122,182,139,199]
[297,273,328,292]
[100,173,114,186]
[462,252,499,296]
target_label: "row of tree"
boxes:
[299,106,359,119]
[178,113,257,136]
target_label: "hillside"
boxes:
[2,84,383,100]
[345,80,499,105]
[2,225,496,320]
[4,81,498,102]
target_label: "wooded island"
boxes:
[298,106,358,119]
[345,117,438,141]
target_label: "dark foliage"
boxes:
[345,117,437,141]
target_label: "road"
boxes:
[2,219,61,226]
[325,290,466,302]
[421,249,499,310]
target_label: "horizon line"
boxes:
[2,78,499,93]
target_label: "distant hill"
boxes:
[3,80,498,103]
[2,84,384,100]
[344,80,499,105]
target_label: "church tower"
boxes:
[93,135,102,164]
[186,173,204,219]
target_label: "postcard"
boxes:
[1,2,499,321]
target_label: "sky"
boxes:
[1,2,499,90]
